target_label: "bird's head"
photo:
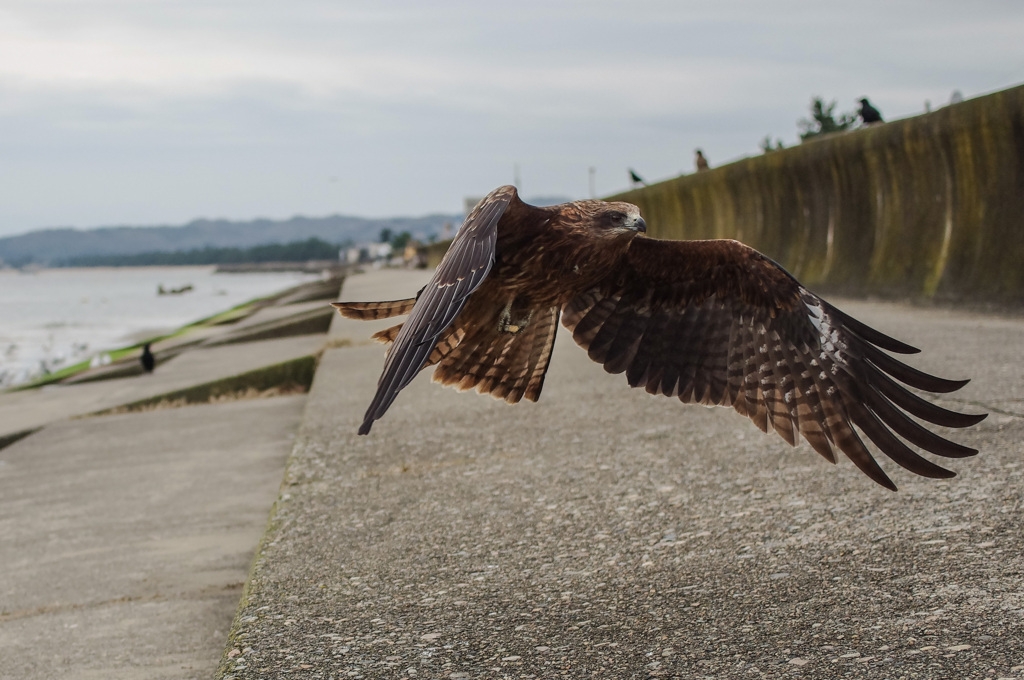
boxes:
[588,201,646,237]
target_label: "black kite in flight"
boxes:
[333,186,984,490]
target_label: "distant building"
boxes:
[345,242,393,264]
[403,240,428,268]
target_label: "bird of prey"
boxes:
[858,98,884,124]
[140,343,155,373]
[629,169,647,187]
[333,186,984,490]
[695,149,709,172]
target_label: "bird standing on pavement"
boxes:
[140,343,155,373]
[334,186,984,490]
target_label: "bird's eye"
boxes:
[607,211,626,224]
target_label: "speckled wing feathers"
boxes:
[562,237,983,490]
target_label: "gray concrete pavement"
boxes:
[0,395,307,680]
[233,300,330,330]
[220,271,1024,679]
[201,306,335,348]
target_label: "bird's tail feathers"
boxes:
[331,298,416,320]
[372,324,403,345]
[433,306,559,404]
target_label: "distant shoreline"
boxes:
[214,260,347,274]
[0,268,328,391]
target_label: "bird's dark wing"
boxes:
[356,185,516,434]
[562,237,985,490]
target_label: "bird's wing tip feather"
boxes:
[961,412,988,426]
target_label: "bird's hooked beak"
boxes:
[632,217,647,233]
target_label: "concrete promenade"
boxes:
[1,397,306,679]
[221,270,1024,679]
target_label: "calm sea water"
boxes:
[0,266,324,388]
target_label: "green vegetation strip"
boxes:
[85,354,319,416]
[7,345,142,391]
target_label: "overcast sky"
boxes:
[2,1,1022,237]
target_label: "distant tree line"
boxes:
[59,237,345,267]
[797,97,857,140]
[378,228,414,251]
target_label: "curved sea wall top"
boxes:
[611,84,1024,304]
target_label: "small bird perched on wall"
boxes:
[695,149,709,171]
[628,169,647,187]
[334,186,984,490]
[858,98,884,124]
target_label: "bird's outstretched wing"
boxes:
[562,237,985,490]
[354,185,516,434]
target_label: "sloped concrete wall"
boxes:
[612,85,1024,303]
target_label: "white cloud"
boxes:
[0,1,1022,232]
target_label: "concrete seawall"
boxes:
[612,84,1024,303]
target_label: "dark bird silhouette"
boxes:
[140,343,155,373]
[334,186,984,490]
[858,98,884,124]
[695,149,709,171]
[628,169,647,187]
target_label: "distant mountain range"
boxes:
[0,213,461,267]
[0,195,573,267]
